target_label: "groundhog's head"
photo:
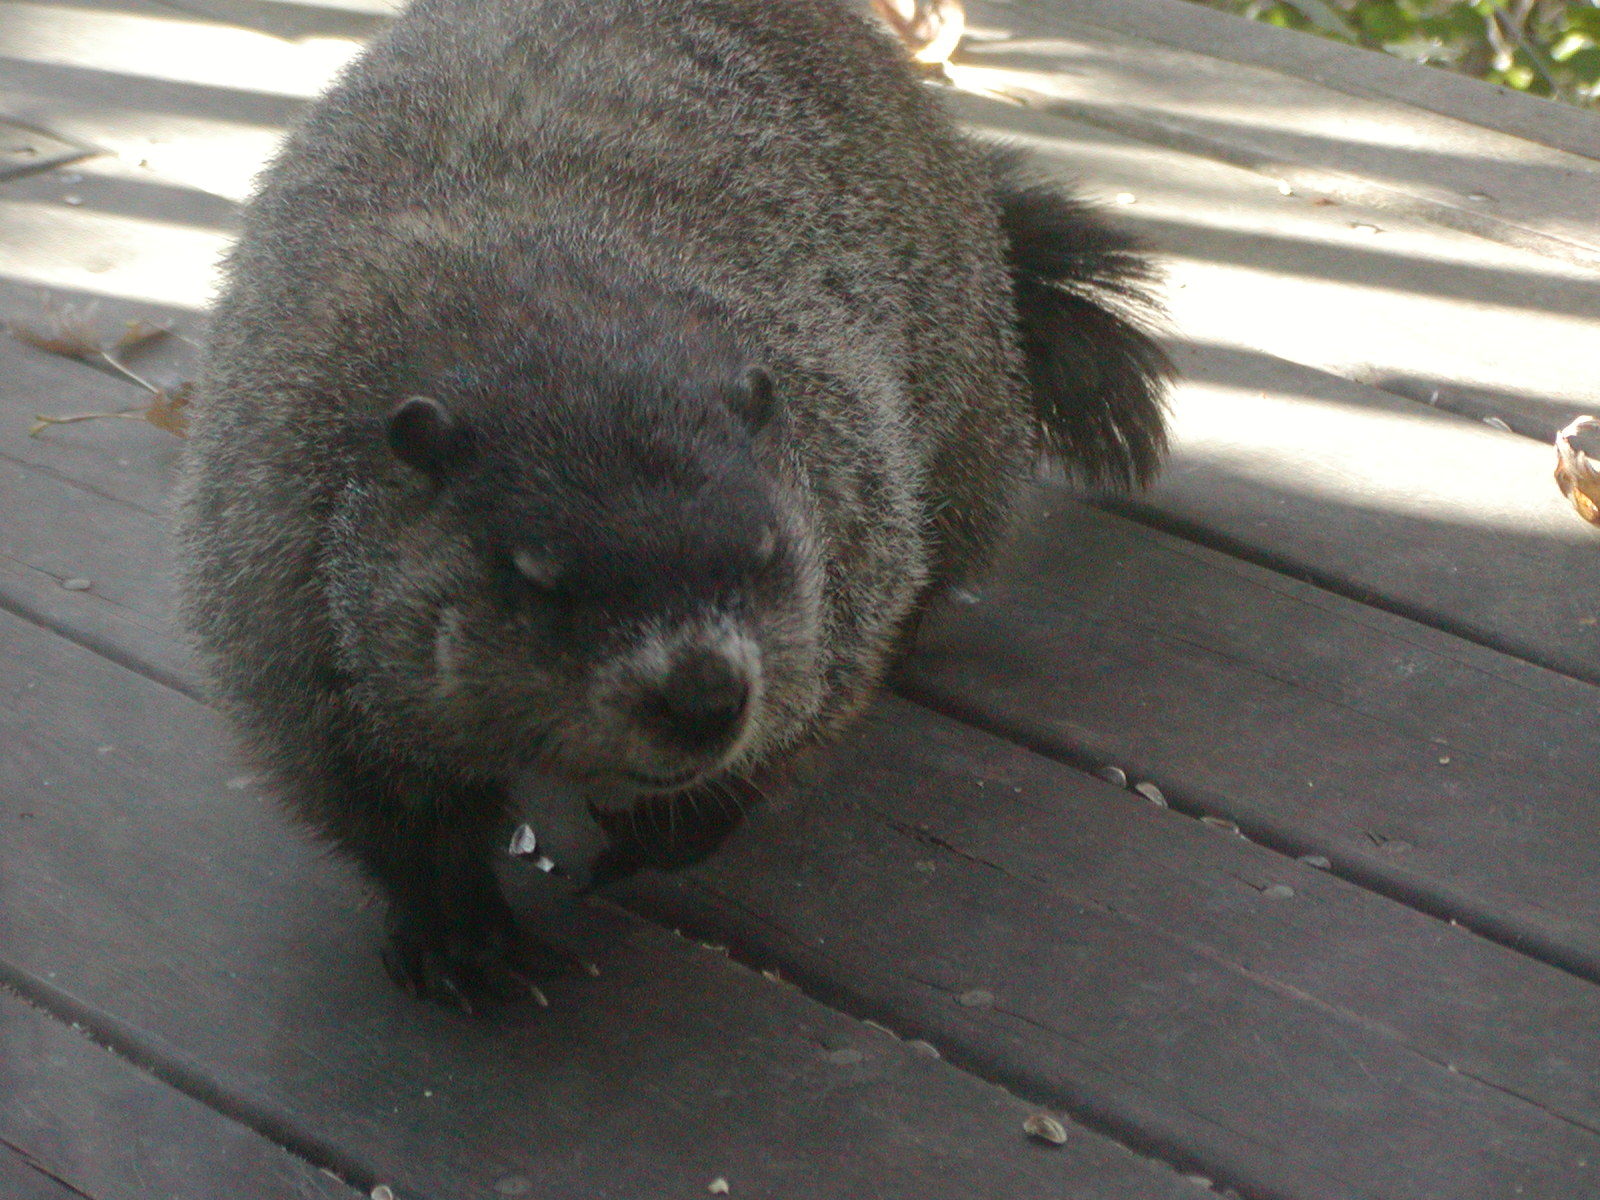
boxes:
[322,333,827,838]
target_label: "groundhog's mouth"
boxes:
[582,776,764,886]
[621,766,705,791]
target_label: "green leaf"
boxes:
[1566,9,1600,40]
[1561,44,1600,85]
[1357,1,1412,43]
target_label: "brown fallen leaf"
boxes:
[1555,416,1600,527]
[871,0,965,66]
[14,304,191,439]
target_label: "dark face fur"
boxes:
[322,344,825,815]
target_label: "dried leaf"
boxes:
[871,0,965,65]
[29,380,192,440]
[29,410,145,436]
[143,381,193,438]
[115,319,171,354]
[1554,416,1600,528]
[11,314,102,361]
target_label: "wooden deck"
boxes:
[4,1,1600,1197]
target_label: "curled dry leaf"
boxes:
[870,0,965,65]
[16,307,193,439]
[29,382,191,439]
[1555,416,1600,528]
[143,381,193,437]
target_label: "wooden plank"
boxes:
[965,0,1600,164]
[900,492,1600,975]
[0,1145,84,1200]
[0,330,190,690]
[1121,342,1600,681]
[951,6,1600,268]
[949,93,1600,441]
[620,695,1600,1200]
[0,116,92,181]
[0,1,364,101]
[0,609,1202,1200]
[0,987,356,1200]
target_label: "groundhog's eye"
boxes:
[512,549,564,592]
[490,547,566,611]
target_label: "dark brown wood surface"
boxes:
[0,988,356,1200]
[0,608,1204,1200]
[5,2,1600,1198]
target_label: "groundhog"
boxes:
[175,0,1171,1008]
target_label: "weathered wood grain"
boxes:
[622,695,1600,1200]
[0,608,1202,1200]
[965,0,1600,163]
[954,4,1600,266]
[0,987,358,1200]
[903,492,1600,974]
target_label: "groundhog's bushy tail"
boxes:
[984,145,1173,489]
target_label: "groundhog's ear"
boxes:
[386,395,474,475]
[730,366,779,433]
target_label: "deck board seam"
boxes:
[1090,495,1600,689]
[0,973,375,1197]
[615,884,1298,1200]
[0,1136,99,1200]
[0,582,199,698]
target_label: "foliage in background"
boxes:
[1192,0,1600,105]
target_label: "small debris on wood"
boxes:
[1554,416,1600,528]
[956,988,994,1009]
[14,305,194,438]
[1096,765,1127,787]
[1259,884,1295,901]
[708,1179,731,1196]
[1023,1113,1069,1145]
[60,577,91,592]
[870,0,964,65]
[1132,781,1167,807]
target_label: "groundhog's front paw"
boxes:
[380,913,589,1013]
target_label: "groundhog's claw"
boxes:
[380,916,583,1011]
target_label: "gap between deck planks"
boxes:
[7,543,1600,1198]
[6,344,1600,1196]
[958,0,1600,267]
[0,609,1204,1200]
[0,986,357,1200]
[9,328,1600,989]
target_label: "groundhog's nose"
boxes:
[649,650,752,750]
